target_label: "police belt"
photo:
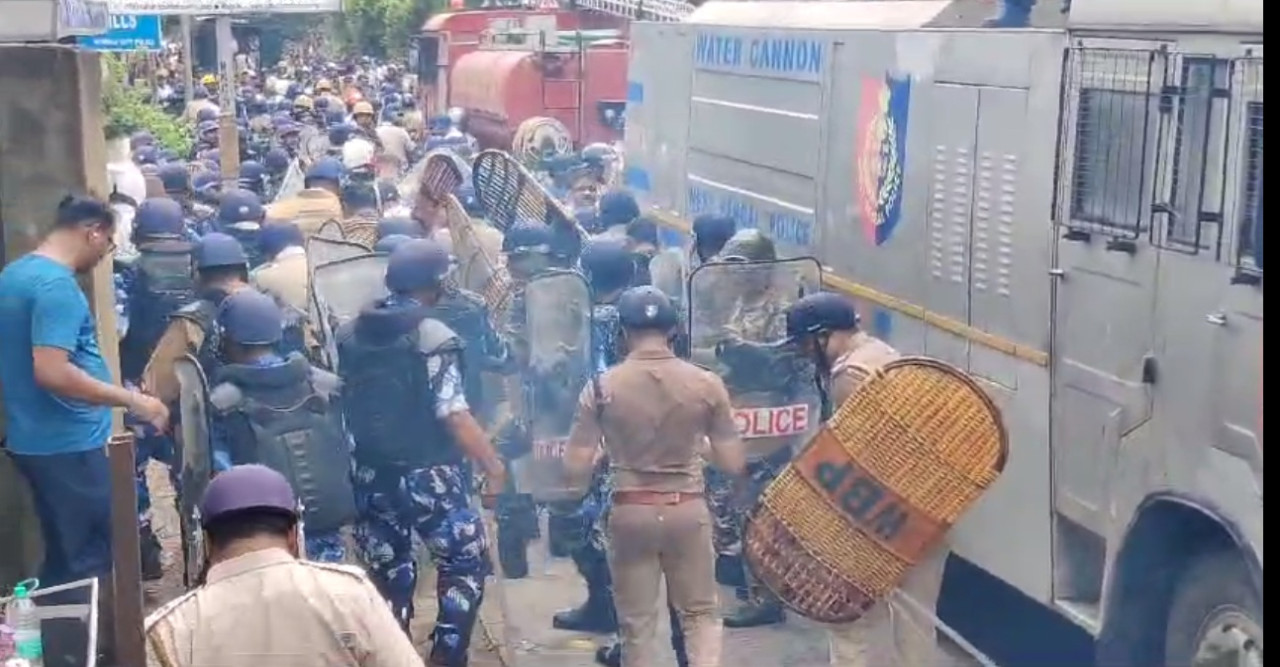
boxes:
[611,490,704,506]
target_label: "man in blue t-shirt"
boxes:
[0,194,169,588]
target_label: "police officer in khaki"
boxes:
[782,292,948,667]
[145,464,423,667]
[265,157,345,237]
[251,221,309,316]
[141,233,252,404]
[565,286,747,667]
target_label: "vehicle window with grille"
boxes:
[1070,89,1150,231]
[1240,102,1264,269]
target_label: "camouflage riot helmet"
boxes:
[718,228,777,263]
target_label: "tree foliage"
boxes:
[333,0,448,58]
[101,54,193,155]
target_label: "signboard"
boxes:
[79,14,162,51]
[106,0,341,14]
[733,403,812,439]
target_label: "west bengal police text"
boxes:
[694,33,825,76]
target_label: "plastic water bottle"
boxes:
[5,580,41,666]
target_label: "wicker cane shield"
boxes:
[743,357,1008,624]
[472,149,577,233]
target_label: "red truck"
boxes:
[413,8,628,149]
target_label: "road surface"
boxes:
[147,463,1064,666]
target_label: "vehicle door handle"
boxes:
[1206,313,1228,326]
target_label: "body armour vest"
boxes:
[121,239,196,381]
[336,302,464,469]
[212,354,356,533]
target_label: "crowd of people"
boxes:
[0,51,945,667]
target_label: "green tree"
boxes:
[333,0,447,58]
[101,54,193,155]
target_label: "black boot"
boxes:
[595,642,621,667]
[552,585,617,633]
[723,600,785,628]
[140,523,164,582]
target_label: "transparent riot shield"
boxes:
[306,235,370,277]
[687,257,824,461]
[273,159,306,203]
[518,270,594,503]
[173,353,212,588]
[310,253,389,371]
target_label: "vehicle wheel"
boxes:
[1164,549,1263,667]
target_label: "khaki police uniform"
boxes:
[145,547,423,667]
[376,125,414,167]
[266,188,344,237]
[140,283,250,403]
[825,332,948,667]
[565,347,745,667]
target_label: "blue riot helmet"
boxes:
[376,216,423,240]
[196,107,219,124]
[238,160,267,194]
[217,288,284,347]
[340,180,379,213]
[327,122,354,147]
[503,220,555,279]
[286,82,302,99]
[202,149,222,166]
[196,119,220,143]
[246,94,268,116]
[374,234,414,254]
[158,163,191,197]
[691,213,736,262]
[502,220,553,255]
[325,108,346,128]
[194,232,249,272]
[783,292,860,347]
[191,171,221,204]
[130,130,155,151]
[314,96,331,113]
[132,197,187,242]
[258,221,304,261]
[263,148,291,175]
[427,115,451,136]
[305,157,344,190]
[158,148,180,163]
[598,189,640,230]
[218,189,267,267]
[133,146,160,166]
[580,142,617,182]
[580,236,634,296]
[617,285,679,332]
[385,238,453,293]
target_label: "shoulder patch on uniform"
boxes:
[144,588,199,631]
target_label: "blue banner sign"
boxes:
[79,14,162,52]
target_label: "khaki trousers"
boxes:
[827,546,949,666]
[608,500,722,667]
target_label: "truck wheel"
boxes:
[1164,549,1263,667]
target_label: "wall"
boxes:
[0,44,115,590]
